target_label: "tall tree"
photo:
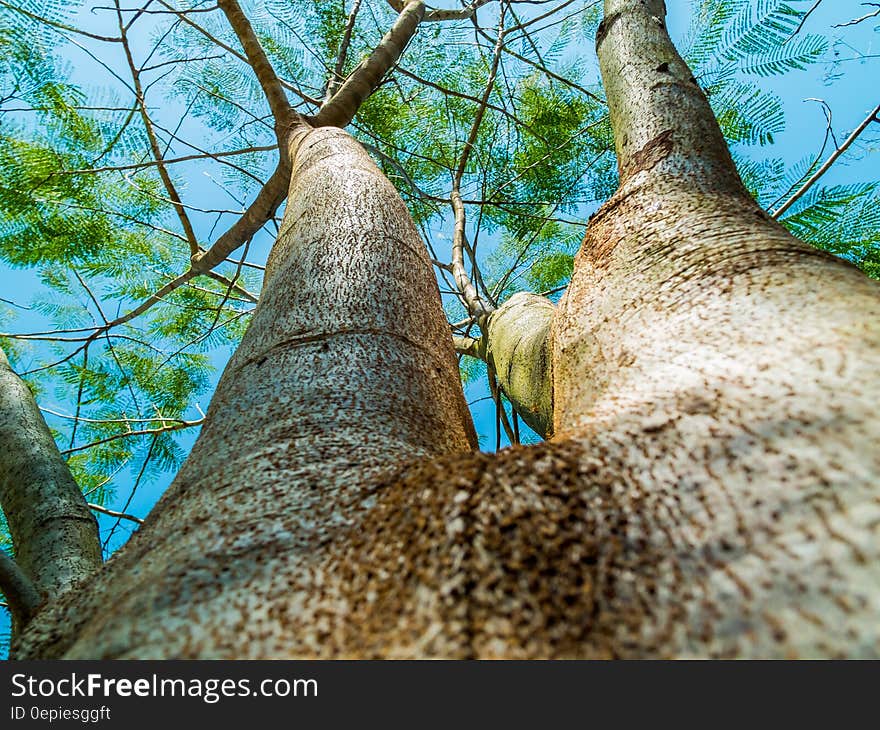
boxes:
[2,0,879,657]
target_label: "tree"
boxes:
[1,0,878,658]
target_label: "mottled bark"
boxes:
[13,1,880,659]
[453,292,555,438]
[546,0,880,655]
[14,126,475,658]
[0,348,101,614]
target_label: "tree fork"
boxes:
[310,0,427,129]
[11,1,880,659]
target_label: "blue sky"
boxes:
[1,0,878,647]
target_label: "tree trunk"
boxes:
[12,1,880,659]
[13,126,476,658]
[0,348,101,632]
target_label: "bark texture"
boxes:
[547,0,880,656]
[14,126,476,658]
[0,549,41,629]
[0,348,101,610]
[12,1,880,659]
[486,293,554,438]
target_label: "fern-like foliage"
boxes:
[685,0,826,152]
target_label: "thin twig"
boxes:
[116,3,200,255]
[835,3,880,27]
[88,503,144,525]
[786,0,823,40]
[312,0,426,128]
[449,12,505,323]
[216,0,294,125]
[0,0,122,42]
[61,419,204,456]
[772,102,880,219]
[60,144,277,176]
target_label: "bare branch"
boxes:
[772,102,880,219]
[41,408,192,426]
[112,271,201,328]
[396,65,541,135]
[449,14,505,323]
[786,0,823,40]
[204,270,259,303]
[60,144,277,176]
[325,0,364,101]
[487,363,517,446]
[216,0,294,126]
[451,191,494,322]
[387,0,492,22]
[185,0,321,274]
[473,20,605,104]
[87,503,144,525]
[61,418,205,456]
[190,161,292,272]
[0,0,122,42]
[116,7,200,255]
[835,3,880,27]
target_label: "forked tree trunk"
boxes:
[12,0,880,658]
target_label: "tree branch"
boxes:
[216,0,294,127]
[205,270,259,303]
[116,8,200,256]
[0,348,102,604]
[835,3,880,27]
[325,0,364,101]
[449,14,505,323]
[0,550,42,628]
[155,0,320,106]
[487,363,517,446]
[772,102,880,219]
[387,0,492,22]
[87,503,144,525]
[188,0,313,274]
[451,191,494,322]
[60,144,278,176]
[453,335,484,359]
[61,418,205,456]
[190,162,292,272]
[786,0,823,39]
[311,0,426,128]
[0,0,122,42]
